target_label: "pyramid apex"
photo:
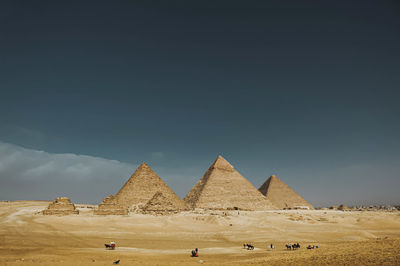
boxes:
[211,155,234,171]
[270,175,278,179]
[138,162,150,168]
[135,162,156,174]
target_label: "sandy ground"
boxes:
[0,201,399,265]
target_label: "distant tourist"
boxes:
[191,248,199,257]
[105,241,116,250]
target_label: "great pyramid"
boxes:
[184,156,276,210]
[258,175,314,210]
[142,192,188,214]
[94,195,128,215]
[42,197,79,215]
[114,162,187,211]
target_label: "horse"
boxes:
[244,244,254,250]
[286,244,292,250]
[292,243,300,250]
[243,243,254,250]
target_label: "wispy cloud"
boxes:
[0,141,136,203]
[151,151,165,160]
[0,141,398,206]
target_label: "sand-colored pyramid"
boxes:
[184,156,277,210]
[42,197,79,215]
[258,175,314,210]
[94,195,128,215]
[114,162,186,211]
[142,192,188,214]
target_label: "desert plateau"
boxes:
[1,201,399,265]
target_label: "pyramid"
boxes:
[114,162,186,211]
[184,156,276,210]
[94,195,128,215]
[258,175,314,210]
[42,197,79,215]
[142,192,188,214]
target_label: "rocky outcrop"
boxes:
[42,197,79,215]
[94,195,128,215]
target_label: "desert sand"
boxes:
[1,201,399,265]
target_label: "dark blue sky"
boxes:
[0,1,399,206]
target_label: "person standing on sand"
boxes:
[191,248,199,257]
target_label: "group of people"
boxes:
[244,242,307,251]
[286,243,300,250]
[243,243,255,250]
[189,242,318,257]
[106,239,317,259]
[191,248,199,257]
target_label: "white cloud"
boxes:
[0,141,136,203]
[1,141,398,206]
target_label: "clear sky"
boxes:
[0,1,399,207]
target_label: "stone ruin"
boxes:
[94,195,128,215]
[42,197,79,215]
[141,192,188,215]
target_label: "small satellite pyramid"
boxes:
[258,175,314,210]
[114,163,186,210]
[142,192,188,213]
[184,156,276,210]
[94,195,128,215]
[42,197,79,215]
